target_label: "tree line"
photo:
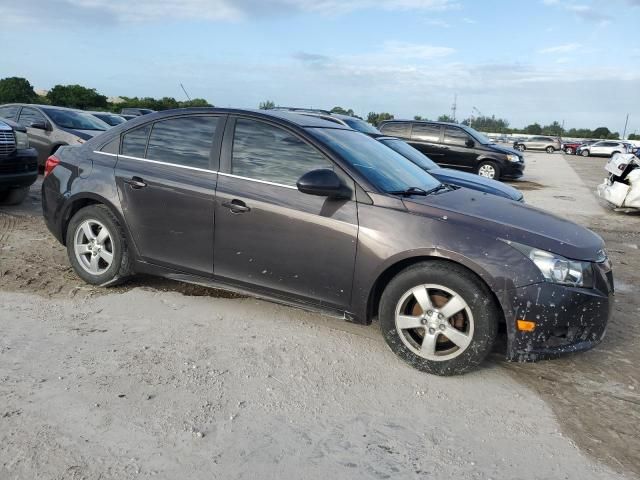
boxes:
[0,77,632,140]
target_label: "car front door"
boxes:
[442,126,477,170]
[17,106,53,165]
[590,142,606,155]
[409,123,447,164]
[213,117,359,309]
[114,114,224,275]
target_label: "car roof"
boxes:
[2,103,86,112]
[380,119,464,128]
[132,107,352,130]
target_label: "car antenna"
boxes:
[180,83,192,101]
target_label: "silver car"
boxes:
[578,141,629,158]
[513,136,561,153]
[0,104,109,166]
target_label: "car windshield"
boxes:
[94,114,126,126]
[341,117,381,135]
[43,108,108,131]
[310,128,441,193]
[461,125,493,145]
[379,138,439,170]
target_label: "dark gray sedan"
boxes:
[41,108,613,375]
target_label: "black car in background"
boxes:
[379,120,525,180]
[0,117,38,205]
[88,112,128,127]
[377,136,524,202]
[42,108,612,375]
[120,108,155,117]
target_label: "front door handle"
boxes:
[222,199,251,214]
[124,176,147,189]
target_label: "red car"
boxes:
[561,141,583,155]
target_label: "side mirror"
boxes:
[297,169,351,199]
[29,120,48,130]
[465,138,475,148]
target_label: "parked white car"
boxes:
[578,141,628,157]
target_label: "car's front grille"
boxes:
[0,160,37,174]
[0,130,16,157]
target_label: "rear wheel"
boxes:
[0,187,29,206]
[379,261,498,375]
[66,205,133,286]
[516,144,525,152]
[546,146,555,154]
[611,151,620,157]
[565,147,574,155]
[477,161,500,180]
[581,149,590,157]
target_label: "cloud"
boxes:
[462,17,476,23]
[538,42,582,54]
[541,1,613,26]
[0,0,459,25]
[425,18,451,27]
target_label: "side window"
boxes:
[380,122,411,138]
[18,107,46,127]
[232,118,332,186]
[121,124,151,157]
[411,124,441,143]
[444,127,471,146]
[0,105,19,121]
[146,116,219,169]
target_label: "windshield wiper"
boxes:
[387,186,428,196]
[424,184,451,195]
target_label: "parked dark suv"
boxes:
[379,120,525,180]
[0,117,38,205]
[42,108,612,375]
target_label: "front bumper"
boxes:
[0,148,38,189]
[501,160,525,179]
[499,261,614,362]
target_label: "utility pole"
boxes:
[451,94,457,122]
[180,83,191,101]
[622,113,629,140]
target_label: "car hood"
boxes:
[485,143,522,156]
[429,168,523,201]
[59,127,105,140]
[402,187,604,262]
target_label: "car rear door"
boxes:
[114,114,224,275]
[591,142,605,155]
[213,116,358,309]
[409,123,447,163]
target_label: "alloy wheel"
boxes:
[74,219,114,275]
[478,164,496,178]
[394,284,474,361]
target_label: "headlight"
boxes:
[508,241,593,288]
[14,131,29,149]
[506,154,520,162]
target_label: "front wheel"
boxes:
[516,144,525,152]
[66,205,133,286]
[379,261,498,375]
[565,147,574,155]
[477,161,500,180]
[546,146,555,154]
[581,149,590,157]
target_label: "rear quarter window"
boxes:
[121,125,151,157]
[380,122,411,138]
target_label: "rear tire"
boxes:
[516,144,525,152]
[565,147,574,155]
[611,151,620,157]
[66,204,133,286]
[546,146,555,154]
[581,149,590,157]
[477,161,500,180]
[0,187,29,206]
[379,261,498,376]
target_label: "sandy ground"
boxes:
[1,153,638,479]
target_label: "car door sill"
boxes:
[133,260,357,323]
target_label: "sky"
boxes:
[1,0,639,134]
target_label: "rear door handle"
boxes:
[222,199,251,214]
[124,176,147,189]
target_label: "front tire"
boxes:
[565,147,574,155]
[0,187,29,206]
[477,161,500,180]
[546,146,555,154]
[581,149,590,157]
[516,144,525,152]
[379,261,498,376]
[66,205,132,286]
